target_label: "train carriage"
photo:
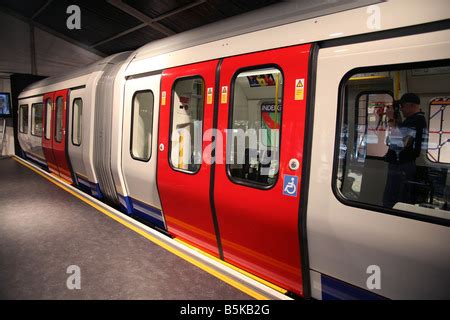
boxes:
[16,0,450,299]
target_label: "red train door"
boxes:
[157,60,220,256]
[52,89,72,183]
[41,90,72,182]
[42,92,58,174]
[214,44,312,296]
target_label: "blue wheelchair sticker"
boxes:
[283,175,298,197]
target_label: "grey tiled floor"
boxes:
[0,158,251,300]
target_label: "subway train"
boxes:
[16,1,450,299]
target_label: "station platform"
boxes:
[0,156,289,300]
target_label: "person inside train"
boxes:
[383,93,428,208]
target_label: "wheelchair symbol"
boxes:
[283,175,298,197]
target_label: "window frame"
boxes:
[168,75,206,175]
[226,64,285,190]
[71,98,83,146]
[333,59,450,228]
[44,98,52,140]
[31,102,43,137]
[19,104,29,134]
[130,90,154,162]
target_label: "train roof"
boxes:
[19,52,131,99]
[18,0,450,96]
[125,0,449,76]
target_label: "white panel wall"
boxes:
[0,76,14,156]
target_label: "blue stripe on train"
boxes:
[23,152,49,171]
[76,175,103,199]
[118,194,165,230]
[118,194,133,214]
[321,273,387,300]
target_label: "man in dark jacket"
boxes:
[383,93,427,207]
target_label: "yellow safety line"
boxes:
[175,238,288,294]
[12,156,271,300]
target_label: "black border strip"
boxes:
[333,59,450,228]
[65,91,76,184]
[297,43,319,299]
[210,59,224,259]
[43,97,52,141]
[156,73,169,231]
[320,19,450,48]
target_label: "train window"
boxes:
[130,90,153,161]
[31,103,43,137]
[45,99,52,140]
[55,96,63,143]
[336,62,450,223]
[169,77,204,173]
[19,104,28,134]
[227,67,283,188]
[72,98,82,146]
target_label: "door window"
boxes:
[72,98,83,146]
[130,91,154,161]
[45,99,52,140]
[31,103,43,137]
[227,67,283,187]
[55,97,64,142]
[169,77,204,173]
[19,104,28,133]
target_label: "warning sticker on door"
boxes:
[283,175,298,197]
[207,87,213,104]
[294,79,304,101]
[221,86,228,104]
[161,91,166,106]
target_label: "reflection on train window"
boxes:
[55,96,63,142]
[427,97,450,163]
[31,103,43,137]
[170,77,204,173]
[45,99,51,140]
[19,104,28,134]
[131,91,153,161]
[336,63,450,222]
[228,67,282,187]
[72,98,82,146]
[354,91,393,160]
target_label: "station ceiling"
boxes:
[0,0,280,56]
